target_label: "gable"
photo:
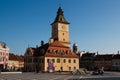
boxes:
[24,47,35,56]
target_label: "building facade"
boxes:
[24,7,79,72]
[79,52,96,70]
[112,54,120,71]
[0,42,9,70]
[94,54,113,71]
[8,53,19,71]
[8,53,24,71]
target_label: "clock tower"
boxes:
[51,7,70,47]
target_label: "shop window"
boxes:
[47,59,49,63]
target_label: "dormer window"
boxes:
[67,50,70,54]
[49,49,52,53]
[56,50,58,53]
[53,49,56,54]
[48,50,50,53]
[70,50,72,54]
[60,18,62,21]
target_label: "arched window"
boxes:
[69,67,71,71]
[63,59,66,63]
[68,59,71,63]
[73,59,76,63]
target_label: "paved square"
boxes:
[0,72,120,80]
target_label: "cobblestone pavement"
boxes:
[0,71,120,80]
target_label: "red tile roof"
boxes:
[50,41,69,48]
[25,41,79,58]
[9,53,17,60]
[16,55,24,61]
[45,41,79,58]
[9,53,24,61]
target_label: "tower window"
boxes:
[63,39,65,41]
[60,18,63,21]
[63,33,64,35]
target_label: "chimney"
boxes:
[41,40,44,46]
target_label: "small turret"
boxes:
[73,43,78,53]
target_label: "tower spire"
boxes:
[51,6,69,25]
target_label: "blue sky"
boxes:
[0,0,120,54]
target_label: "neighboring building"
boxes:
[0,42,9,70]
[80,52,96,70]
[8,53,24,71]
[17,55,24,70]
[24,7,79,72]
[8,53,19,71]
[111,54,120,71]
[24,47,36,72]
[77,51,86,58]
[94,54,113,71]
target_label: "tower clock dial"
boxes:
[62,26,65,29]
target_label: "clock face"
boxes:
[62,26,65,29]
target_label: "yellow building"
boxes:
[8,53,24,71]
[24,7,79,72]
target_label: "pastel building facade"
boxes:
[8,53,24,71]
[0,42,9,70]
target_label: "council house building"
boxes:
[24,7,79,72]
